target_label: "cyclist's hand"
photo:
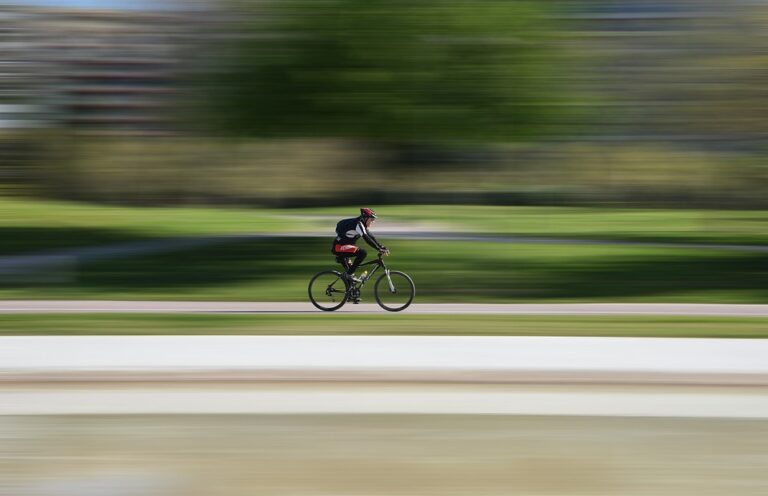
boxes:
[379,247,390,256]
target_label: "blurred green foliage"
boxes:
[17,135,766,208]
[204,0,565,142]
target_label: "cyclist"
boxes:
[332,207,389,283]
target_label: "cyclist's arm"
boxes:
[366,233,386,252]
[356,221,385,251]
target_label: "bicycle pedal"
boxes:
[352,298,361,304]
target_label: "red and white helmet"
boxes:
[360,207,377,219]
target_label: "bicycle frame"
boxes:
[358,255,392,288]
[342,254,391,292]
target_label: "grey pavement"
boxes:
[2,335,768,416]
[4,384,767,417]
[4,335,766,375]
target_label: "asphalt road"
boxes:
[0,301,767,316]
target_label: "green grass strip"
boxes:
[0,314,766,338]
[0,196,310,254]
[3,197,768,255]
[3,238,766,303]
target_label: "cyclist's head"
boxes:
[360,207,377,225]
[360,207,377,219]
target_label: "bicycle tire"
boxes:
[308,270,349,311]
[374,270,415,312]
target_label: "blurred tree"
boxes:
[202,0,567,144]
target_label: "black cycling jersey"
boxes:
[334,217,384,251]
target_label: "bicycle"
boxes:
[308,252,415,312]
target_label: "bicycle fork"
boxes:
[384,268,396,293]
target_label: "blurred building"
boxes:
[0,4,203,135]
[0,8,46,129]
[567,0,767,146]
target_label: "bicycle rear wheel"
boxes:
[374,270,415,312]
[308,270,349,311]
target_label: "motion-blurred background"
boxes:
[0,0,766,303]
[2,0,767,207]
[2,3,768,496]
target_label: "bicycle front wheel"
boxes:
[374,270,415,312]
[308,270,349,311]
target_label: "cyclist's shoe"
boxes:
[343,273,362,284]
[351,297,361,304]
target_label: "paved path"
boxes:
[0,234,258,278]
[1,301,767,316]
[2,335,767,385]
[4,384,767,417]
[2,335,768,416]
[5,335,766,375]
[401,232,768,253]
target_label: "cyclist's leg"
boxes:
[348,247,367,274]
[332,247,350,270]
[333,244,361,274]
